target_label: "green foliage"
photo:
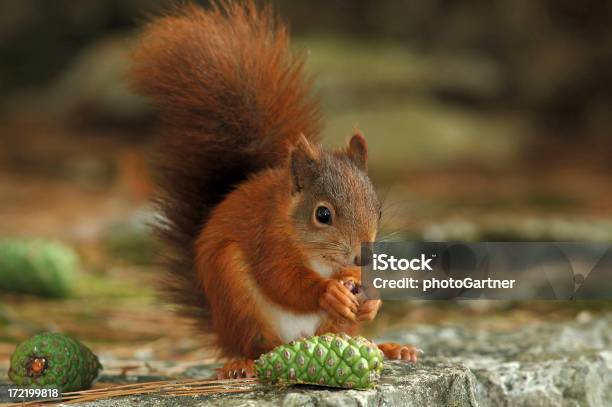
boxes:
[0,239,79,298]
[293,36,525,176]
[102,224,159,265]
[8,332,102,392]
[256,333,384,389]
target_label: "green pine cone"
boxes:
[256,333,384,389]
[0,239,78,298]
[8,332,102,392]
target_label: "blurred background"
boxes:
[1,0,611,378]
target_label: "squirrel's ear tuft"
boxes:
[290,134,319,194]
[347,131,368,171]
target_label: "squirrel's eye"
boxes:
[315,206,332,225]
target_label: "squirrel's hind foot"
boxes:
[216,359,256,380]
[378,342,421,363]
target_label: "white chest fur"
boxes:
[249,257,335,343]
[265,257,339,342]
[265,304,322,343]
[243,259,334,342]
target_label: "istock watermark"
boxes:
[360,242,612,300]
[372,253,435,271]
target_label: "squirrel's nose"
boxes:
[353,255,364,266]
[352,245,372,266]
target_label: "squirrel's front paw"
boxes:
[342,280,380,322]
[357,299,381,322]
[318,279,359,323]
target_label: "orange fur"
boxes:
[196,167,364,359]
[130,0,321,323]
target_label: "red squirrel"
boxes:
[130,0,419,379]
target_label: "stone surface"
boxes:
[379,313,612,407]
[2,313,611,406]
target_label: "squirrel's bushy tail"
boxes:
[130,1,321,324]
